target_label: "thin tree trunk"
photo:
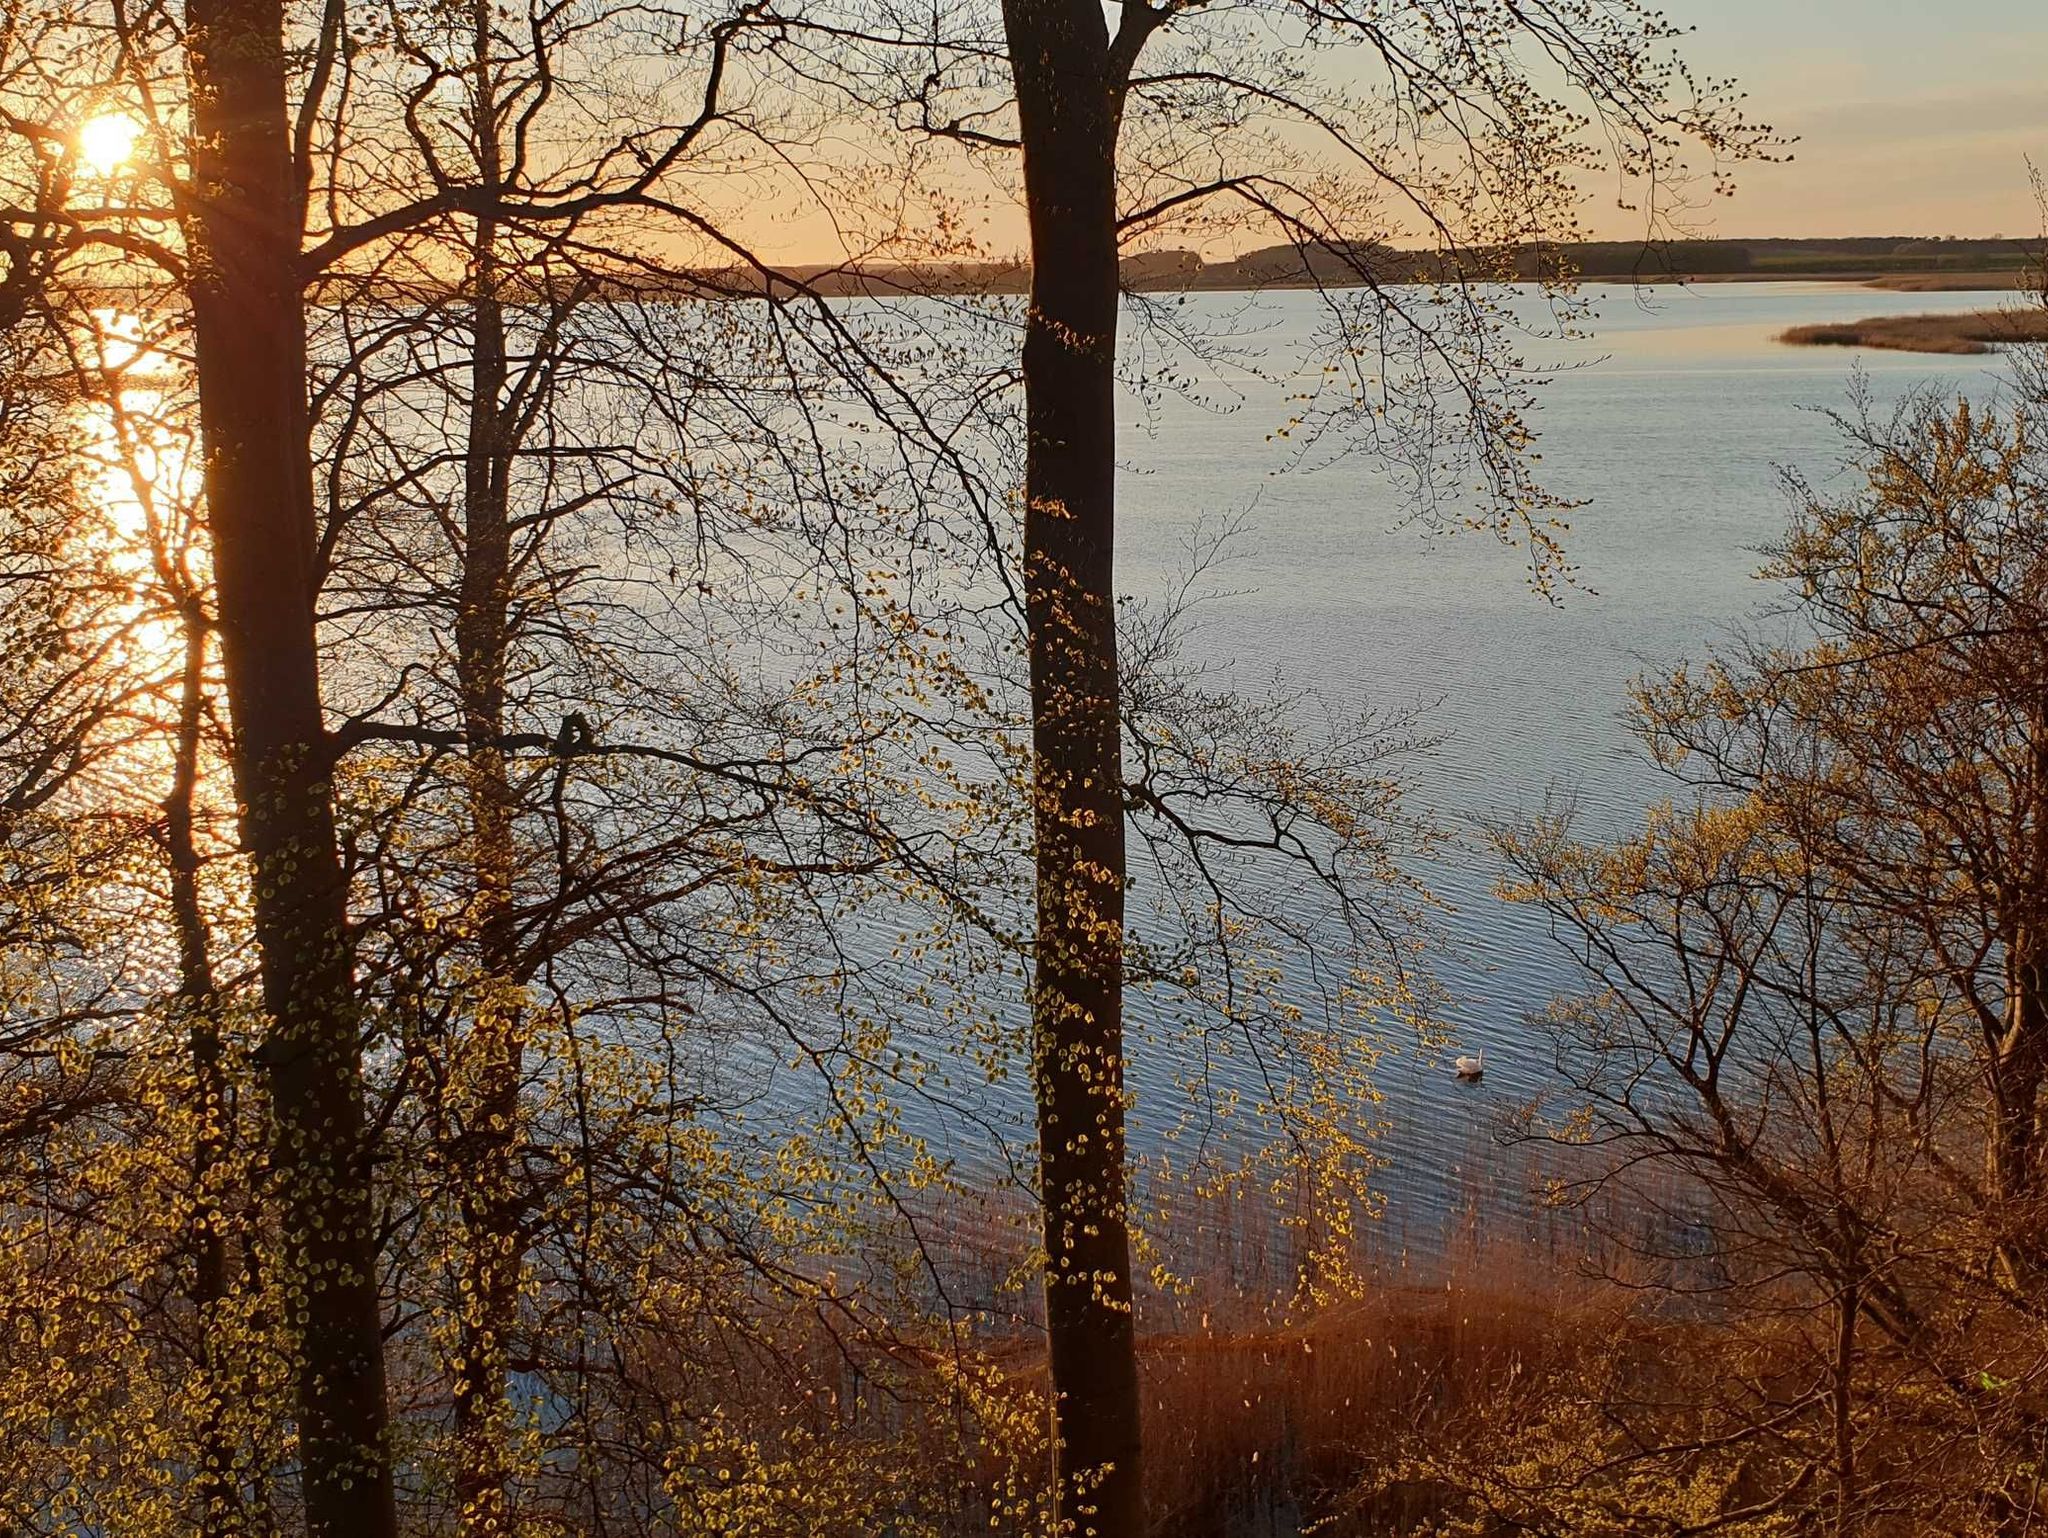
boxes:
[1830,1271,1858,1535]
[166,615,247,1538]
[183,0,396,1529]
[1001,2,1143,1530]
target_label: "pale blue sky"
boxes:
[1663,0,2046,236]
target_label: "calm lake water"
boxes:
[1112,281,2004,1246]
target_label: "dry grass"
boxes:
[852,1163,1681,1535]
[1134,1249,1627,1535]
[1779,308,2048,355]
[632,1161,1700,1535]
[1863,272,2034,292]
[889,1185,1646,1534]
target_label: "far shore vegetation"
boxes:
[718,235,2040,299]
[275,236,2032,306]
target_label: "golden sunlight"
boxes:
[74,310,205,669]
[76,112,142,175]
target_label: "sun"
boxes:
[77,113,143,175]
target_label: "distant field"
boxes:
[1779,308,2048,355]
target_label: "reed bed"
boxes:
[1779,307,2048,354]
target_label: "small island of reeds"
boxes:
[1780,306,2048,354]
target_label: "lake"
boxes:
[1112,281,2005,1248]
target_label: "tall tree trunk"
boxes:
[449,148,527,1536]
[183,0,397,1530]
[1001,3,1143,1531]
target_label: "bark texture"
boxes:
[183,0,397,1527]
[1001,1,1143,1531]
[449,174,527,1538]
[166,619,245,1538]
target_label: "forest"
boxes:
[2,0,2046,1534]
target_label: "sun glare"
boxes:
[77,112,142,175]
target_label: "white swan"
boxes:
[1453,1049,1485,1081]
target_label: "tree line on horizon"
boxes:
[257,235,2040,305]
[810,234,2040,297]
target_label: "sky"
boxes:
[737,0,2047,260]
[1663,0,2046,238]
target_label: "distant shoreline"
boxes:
[94,241,2038,310]
[751,255,2034,301]
[753,238,2040,299]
